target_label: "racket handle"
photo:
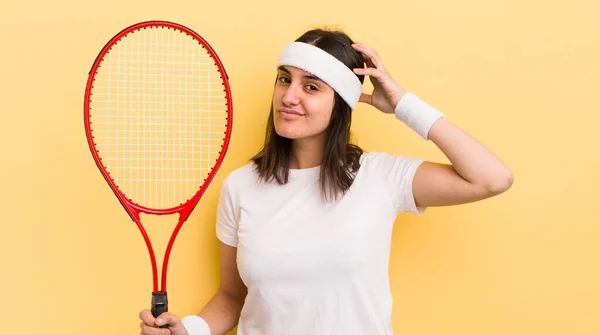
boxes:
[151,291,169,329]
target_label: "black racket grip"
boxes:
[151,292,169,329]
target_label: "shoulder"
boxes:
[221,161,259,193]
[359,151,425,176]
[360,151,391,163]
[360,151,415,166]
[358,151,427,214]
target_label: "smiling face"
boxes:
[272,66,336,141]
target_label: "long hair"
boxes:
[252,28,365,202]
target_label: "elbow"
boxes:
[219,286,248,307]
[485,170,514,195]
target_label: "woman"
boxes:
[139,28,513,335]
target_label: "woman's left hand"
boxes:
[352,42,407,114]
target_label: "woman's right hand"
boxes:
[139,309,189,335]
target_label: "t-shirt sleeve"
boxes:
[215,176,239,247]
[366,152,427,215]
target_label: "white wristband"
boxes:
[181,315,211,335]
[394,92,444,140]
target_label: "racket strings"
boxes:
[89,26,228,210]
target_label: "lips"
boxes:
[278,108,304,117]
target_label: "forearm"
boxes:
[350,42,513,201]
[427,117,513,192]
[197,291,245,335]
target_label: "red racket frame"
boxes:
[83,20,233,295]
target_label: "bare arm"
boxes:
[413,118,513,208]
[351,42,513,208]
[197,242,247,335]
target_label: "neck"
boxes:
[290,134,325,169]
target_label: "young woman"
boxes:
[139,28,513,335]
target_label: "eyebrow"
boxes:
[278,66,324,83]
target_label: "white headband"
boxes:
[276,42,363,110]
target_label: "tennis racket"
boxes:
[83,20,233,323]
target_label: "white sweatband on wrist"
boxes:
[277,42,363,110]
[181,315,211,335]
[394,92,445,140]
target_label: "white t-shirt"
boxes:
[216,152,426,335]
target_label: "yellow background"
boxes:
[1,0,599,334]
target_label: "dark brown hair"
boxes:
[252,28,365,201]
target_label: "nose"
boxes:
[281,83,301,106]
